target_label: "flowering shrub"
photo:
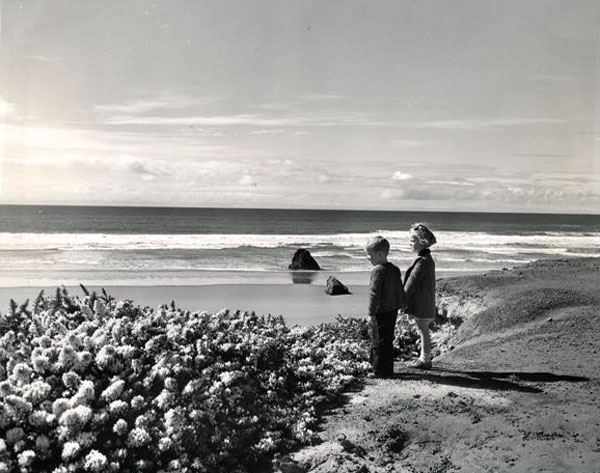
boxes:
[393,317,421,360]
[0,288,371,473]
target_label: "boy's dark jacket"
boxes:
[368,262,405,316]
[404,248,436,319]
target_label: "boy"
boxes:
[366,235,405,378]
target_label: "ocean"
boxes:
[1,205,599,287]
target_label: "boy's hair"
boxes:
[366,235,390,254]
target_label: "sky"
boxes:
[1,0,599,213]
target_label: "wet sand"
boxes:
[0,283,370,326]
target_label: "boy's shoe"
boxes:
[406,359,432,370]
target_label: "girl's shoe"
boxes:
[407,359,432,370]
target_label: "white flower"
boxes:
[136,459,152,470]
[58,346,78,369]
[37,335,52,348]
[76,351,93,370]
[116,345,136,359]
[70,380,95,406]
[0,380,13,397]
[101,380,124,401]
[164,377,177,391]
[52,398,70,416]
[91,410,109,428]
[93,299,107,317]
[219,371,236,386]
[11,363,32,385]
[84,450,107,472]
[130,395,144,409]
[17,450,36,467]
[164,408,183,434]
[5,395,33,415]
[158,437,172,452]
[62,372,81,390]
[0,462,10,473]
[153,390,174,409]
[76,432,97,449]
[31,353,50,373]
[61,441,81,460]
[0,439,6,453]
[134,413,154,428]
[113,419,128,436]
[109,400,128,415]
[256,435,276,452]
[95,345,116,370]
[59,405,93,430]
[13,440,26,453]
[28,410,51,427]
[35,435,50,452]
[127,427,151,447]
[24,380,52,404]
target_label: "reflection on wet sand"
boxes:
[289,271,318,284]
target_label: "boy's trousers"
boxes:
[370,310,398,377]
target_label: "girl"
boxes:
[404,223,437,369]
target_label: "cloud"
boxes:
[117,155,171,177]
[2,123,257,162]
[0,100,16,116]
[238,175,256,186]
[98,110,578,131]
[102,113,300,127]
[525,74,580,84]
[249,130,286,136]
[412,117,572,130]
[381,189,394,200]
[427,179,475,187]
[513,153,571,158]
[2,153,176,180]
[93,95,217,115]
[299,93,346,101]
[390,139,423,148]
[23,55,65,63]
[392,171,414,181]
[380,173,600,209]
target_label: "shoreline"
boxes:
[0,283,371,326]
[0,270,481,325]
[0,268,480,288]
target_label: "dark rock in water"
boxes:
[325,276,350,295]
[288,248,321,270]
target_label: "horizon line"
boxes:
[0,202,598,217]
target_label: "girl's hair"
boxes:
[410,223,437,248]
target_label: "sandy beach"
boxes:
[2,257,599,472]
[288,257,600,473]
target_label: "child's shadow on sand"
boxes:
[395,367,589,394]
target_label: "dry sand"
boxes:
[287,258,600,473]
